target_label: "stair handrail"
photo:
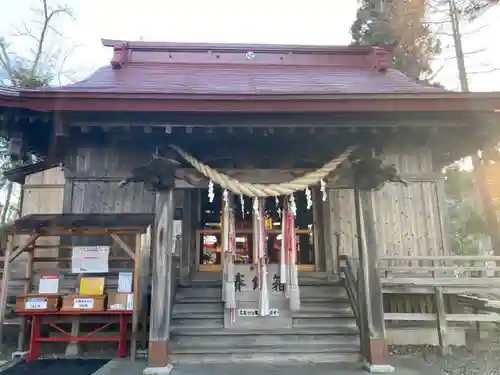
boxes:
[339,255,360,327]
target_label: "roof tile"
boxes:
[51,63,440,95]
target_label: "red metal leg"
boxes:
[118,315,127,358]
[27,316,42,361]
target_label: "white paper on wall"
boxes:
[118,272,133,293]
[71,246,109,273]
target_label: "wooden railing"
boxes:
[338,255,366,356]
[337,254,500,355]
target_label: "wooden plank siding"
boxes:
[326,146,448,273]
[19,167,65,271]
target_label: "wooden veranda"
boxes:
[341,253,500,355]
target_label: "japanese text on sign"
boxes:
[73,298,94,309]
[25,298,47,310]
[238,308,279,317]
[72,246,109,274]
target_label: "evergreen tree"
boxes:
[351,0,442,80]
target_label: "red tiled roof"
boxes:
[52,63,440,95]
[44,40,441,96]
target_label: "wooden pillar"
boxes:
[145,189,174,374]
[180,189,192,285]
[354,189,394,372]
[312,188,325,272]
[0,235,14,352]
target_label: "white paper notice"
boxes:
[38,274,59,294]
[173,220,182,253]
[118,272,133,293]
[25,298,47,310]
[71,246,109,273]
[73,298,94,309]
[126,293,134,310]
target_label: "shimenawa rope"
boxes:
[169,144,356,197]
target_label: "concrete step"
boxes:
[170,342,359,355]
[171,335,358,347]
[176,287,222,299]
[293,317,357,328]
[299,285,347,298]
[171,318,224,329]
[175,296,223,303]
[172,302,224,314]
[170,328,359,346]
[171,311,223,320]
[298,303,352,314]
[169,352,360,364]
[292,310,354,319]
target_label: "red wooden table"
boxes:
[17,311,132,361]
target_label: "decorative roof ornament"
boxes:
[246,51,256,60]
[110,42,128,69]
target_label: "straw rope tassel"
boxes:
[288,205,300,312]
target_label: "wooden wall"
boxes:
[62,144,449,275]
[323,146,449,273]
[21,167,65,270]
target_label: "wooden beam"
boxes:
[111,234,136,261]
[9,234,40,263]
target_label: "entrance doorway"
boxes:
[196,189,315,271]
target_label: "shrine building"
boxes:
[1,40,500,373]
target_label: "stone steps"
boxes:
[169,272,360,364]
[168,352,360,364]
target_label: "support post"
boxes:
[435,287,451,355]
[0,235,14,352]
[131,233,141,361]
[354,189,394,373]
[144,189,174,375]
[18,243,34,351]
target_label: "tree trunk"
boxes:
[1,182,13,223]
[448,0,500,254]
[472,156,500,254]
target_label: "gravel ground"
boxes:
[389,340,500,375]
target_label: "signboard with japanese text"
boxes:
[224,264,292,329]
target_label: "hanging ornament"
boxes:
[240,195,245,219]
[320,178,327,202]
[289,194,297,217]
[253,197,260,219]
[275,196,281,218]
[305,187,312,210]
[208,180,215,203]
[223,189,229,203]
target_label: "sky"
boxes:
[0,0,499,89]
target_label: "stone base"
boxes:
[363,361,395,373]
[368,338,390,365]
[148,340,170,367]
[143,364,173,375]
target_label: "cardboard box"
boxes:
[16,294,61,312]
[61,294,106,312]
[107,292,133,311]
